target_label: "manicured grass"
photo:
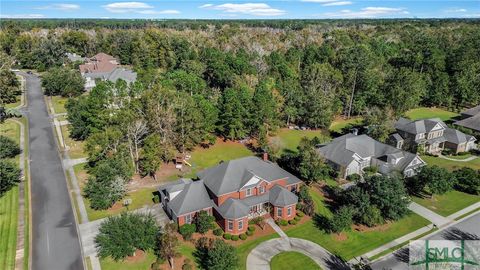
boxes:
[270,251,321,270]
[329,117,363,133]
[189,140,253,170]
[85,187,157,221]
[420,155,480,171]
[51,96,68,114]
[100,251,156,270]
[286,186,430,260]
[412,190,480,217]
[285,213,430,260]
[0,187,19,270]
[0,120,21,270]
[237,233,280,270]
[270,129,330,153]
[61,125,86,159]
[404,107,458,121]
[178,244,196,266]
[442,153,474,160]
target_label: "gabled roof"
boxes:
[216,198,250,219]
[91,53,117,62]
[444,127,476,144]
[159,178,192,194]
[107,68,137,83]
[461,105,480,117]
[198,156,301,196]
[455,114,480,132]
[389,133,404,142]
[269,185,298,207]
[166,180,213,216]
[395,117,447,135]
[317,134,419,172]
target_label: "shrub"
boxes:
[346,173,361,182]
[151,258,165,270]
[294,216,301,222]
[453,167,480,195]
[152,194,160,204]
[278,219,288,226]
[246,230,253,236]
[194,210,215,234]
[179,224,196,240]
[0,135,20,159]
[0,159,21,196]
[328,206,354,233]
[247,225,255,232]
[239,233,247,240]
[289,219,297,225]
[231,235,239,241]
[296,211,305,217]
[223,233,231,240]
[182,263,192,270]
[213,228,223,236]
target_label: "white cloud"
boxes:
[323,7,409,18]
[0,14,46,18]
[103,2,180,15]
[37,3,80,11]
[301,0,337,2]
[322,1,352,6]
[200,3,286,16]
[445,8,467,13]
[103,2,153,13]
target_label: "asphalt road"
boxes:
[371,212,480,270]
[25,73,84,270]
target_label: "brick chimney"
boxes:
[263,152,268,161]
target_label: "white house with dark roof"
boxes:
[389,117,476,154]
[158,156,302,235]
[317,133,426,178]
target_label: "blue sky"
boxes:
[1,0,480,19]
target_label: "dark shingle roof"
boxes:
[269,185,298,207]
[216,198,250,219]
[198,156,301,196]
[317,134,418,172]
[455,114,480,132]
[394,117,446,135]
[444,127,476,144]
[167,180,213,216]
[461,105,480,117]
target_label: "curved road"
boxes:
[24,73,84,270]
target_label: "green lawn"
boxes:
[62,125,86,159]
[0,120,21,270]
[178,244,196,266]
[270,251,321,270]
[412,190,480,217]
[189,140,253,170]
[270,129,330,153]
[329,117,363,133]
[51,96,68,114]
[420,155,480,171]
[404,107,458,121]
[286,186,430,260]
[286,213,429,260]
[85,187,158,221]
[100,251,156,270]
[443,154,474,160]
[237,233,280,270]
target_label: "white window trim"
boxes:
[246,188,252,197]
[259,186,265,194]
[228,220,234,231]
[277,207,283,217]
[287,207,292,217]
[238,220,243,230]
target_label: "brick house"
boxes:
[159,156,302,235]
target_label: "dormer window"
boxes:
[246,188,252,197]
[259,186,266,194]
[418,133,425,139]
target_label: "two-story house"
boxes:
[317,134,426,178]
[389,118,476,154]
[158,156,302,235]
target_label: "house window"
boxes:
[228,220,233,231]
[277,207,283,217]
[246,188,252,197]
[287,207,292,217]
[238,220,243,230]
[259,186,265,194]
[185,213,192,224]
[419,133,425,139]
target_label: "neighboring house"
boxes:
[79,53,137,90]
[454,105,480,133]
[65,52,85,63]
[389,117,476,154]
[317,133,426,178]
[159,156,302,235]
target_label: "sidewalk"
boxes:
[408,202,453,227]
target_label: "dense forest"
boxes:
[1,19,480,208]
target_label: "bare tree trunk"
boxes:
[347,70,357,119]
[169,257,174,270]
